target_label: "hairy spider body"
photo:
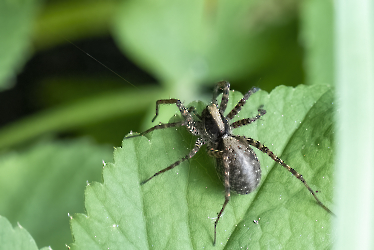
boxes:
[215,136,261,195]
[130,81,333,246]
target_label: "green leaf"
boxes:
[0,139,113,250]
[70,84,334,249]
[113,0,299,97]
[0,0,41,90]
[0,215,51,250]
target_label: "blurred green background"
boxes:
[0,0,333,249]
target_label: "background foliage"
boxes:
[0,0,335,249]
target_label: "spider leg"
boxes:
[207,148,223,158]
[213,153,231,246]
[125,122,184,139]
[240,136,335,215]
[212,81,231,113]
[141,138,204,185]
[227,87,260,120]
[151,99,198,135]
[152,99,192,122]
[141,121,184,135]
[126,106,198,139]
[230,107,266,129]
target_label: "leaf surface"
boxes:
[0,215,51,250]
[0,139,112,250]
[70,84,334,249]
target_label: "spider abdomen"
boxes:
[216,136,261,195]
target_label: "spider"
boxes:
[130,81,333,246]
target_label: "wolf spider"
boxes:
[131,81,333,245]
